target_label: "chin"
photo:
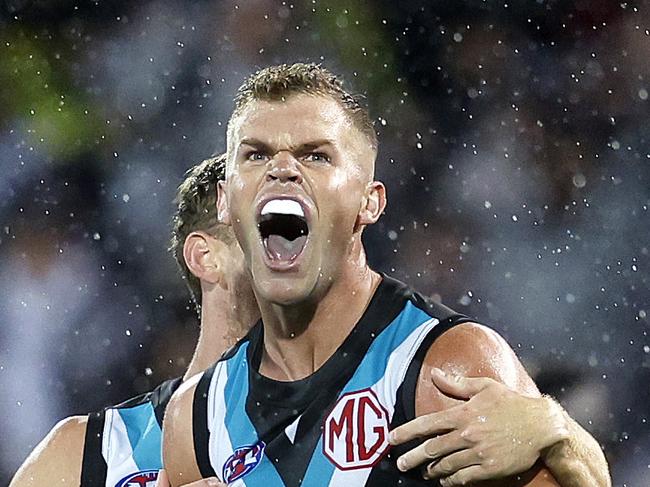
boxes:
[252,271,319,307]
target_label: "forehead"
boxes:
[231,94,352,146]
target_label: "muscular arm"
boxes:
[10,416,87,487]
[415,323,610,486]
[409,322,558,486]
[541,409,610,487]
[162,373,206,487]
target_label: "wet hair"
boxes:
[227,63,377,153]
[170,154,234,313]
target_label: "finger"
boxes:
[439,465,492,487]
[155,469,169,487]
[390,410,459,445]
[423,449,481,480]
[431,368,496,399]
[396,430,467,472]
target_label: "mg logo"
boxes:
[323,388,390,470]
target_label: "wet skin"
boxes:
[219,94,381,308]
[217,93,386,382]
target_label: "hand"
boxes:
[389,368,569,486]
[154,469,227,487]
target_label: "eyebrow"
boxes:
[238,138,336,153]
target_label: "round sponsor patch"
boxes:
[115,469,159,487]
[222,441,266,483]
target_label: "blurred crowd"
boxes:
[0,0,648,484]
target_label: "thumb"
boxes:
[430,368,494,399]
[155,469,169,487]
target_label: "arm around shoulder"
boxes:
[162,373,205,487]
[416,321,610,487]
[10,415,87,487]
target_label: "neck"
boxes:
[258,239,381,381]
[184,284,256,381]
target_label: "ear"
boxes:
[216,180,231,225]
[357,181,387,227]
[182,231,228,288]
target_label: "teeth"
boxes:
[261,199,304,217]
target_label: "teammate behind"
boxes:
[10,154,259,487]
[161,64,610,487]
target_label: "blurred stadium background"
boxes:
[0,0,648,484]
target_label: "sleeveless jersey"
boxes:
[192,275,472,487]
[80,377,182,487]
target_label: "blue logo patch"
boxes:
[115,469,159,487]
[222,441,266,483]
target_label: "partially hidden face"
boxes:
[219,94,379,306]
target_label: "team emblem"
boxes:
[323,388,390,470]
[115,469,158,487]
[222,441,266,483]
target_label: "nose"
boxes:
[266,151,303,184]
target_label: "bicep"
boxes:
[10,416,87,487]
[416,322,539,416]
[162,375,204,487]
[415,323,560,487]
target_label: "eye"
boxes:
[246,151,268,162]
[303,152,331,163]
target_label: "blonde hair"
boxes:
[226,63,377,164]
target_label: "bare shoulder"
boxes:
[10,415,87,487]
[162,372,204,487]
[416,321,540,415]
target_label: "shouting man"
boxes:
[162,64,610,486]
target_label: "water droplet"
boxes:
[572,173,586,188]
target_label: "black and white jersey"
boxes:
[80,377,182,487]
[192,275,472,486]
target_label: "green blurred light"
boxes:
[0,27,103,161]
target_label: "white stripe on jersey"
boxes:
[206,363,246,486]
[326,317,439,487]
[102,408,139,487]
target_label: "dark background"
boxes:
[1,0,648,484]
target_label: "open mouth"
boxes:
[257,199,309,265]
